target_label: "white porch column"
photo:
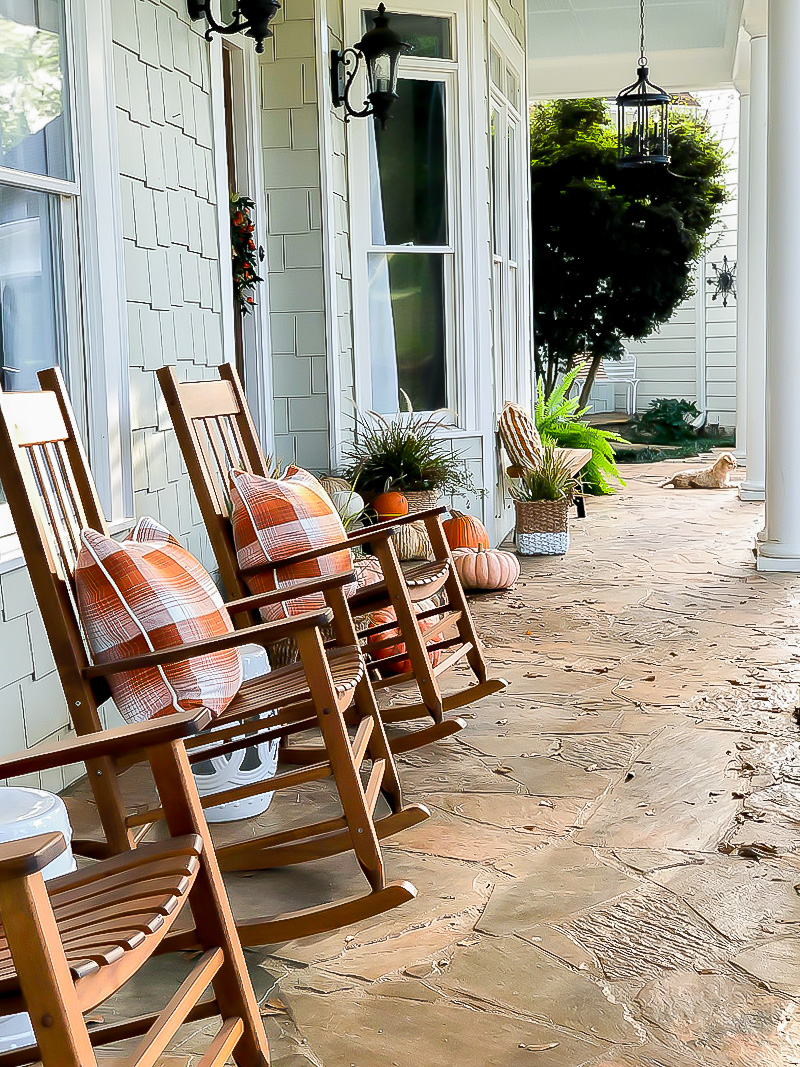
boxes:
[734,93,749,460]
[758,2,800,570]
[739,35,767,501]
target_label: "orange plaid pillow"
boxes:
[230,465,356,621]
[75,517,243,724]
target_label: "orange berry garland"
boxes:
[231,193,263,316]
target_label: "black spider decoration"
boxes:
[707,255,737,307]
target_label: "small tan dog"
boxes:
[661,452,737,489]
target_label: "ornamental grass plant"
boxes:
[344,403,477,499]
[509,444,578,503]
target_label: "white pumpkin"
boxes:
[329,488,365,524]
[452,545,520,591]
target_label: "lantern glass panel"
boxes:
[370,52,393,96]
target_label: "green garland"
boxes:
[230,194,263,315]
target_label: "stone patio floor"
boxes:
[86,462,800,1065]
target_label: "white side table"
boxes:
[0,787,76,1053]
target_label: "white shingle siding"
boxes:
[260,5,331,472]
[114,0,225,569]
[0,0,226,766]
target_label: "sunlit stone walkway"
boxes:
[87,461,800,1065]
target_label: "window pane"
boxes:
[0,0,72,179]
[363,11,452,59]
[371,79,447,246]
[369,252,446,413]
[0,185,66,390]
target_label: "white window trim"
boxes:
[488,4,532,415]
[0,0,132,550]
[209,37,274,452]
[345,0,477,428]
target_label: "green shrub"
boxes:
[633,398,700,444]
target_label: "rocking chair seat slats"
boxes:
[0,710,271,1067]
[345,559,451,610]
[0,835,202,1005]
[222,644,365,719]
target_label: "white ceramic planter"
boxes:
[193,645,279,824]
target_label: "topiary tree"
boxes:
[530,98,728,403]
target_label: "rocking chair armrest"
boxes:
[83,610,334,679]
[0,709,213,782]
[0,833,67,879]
[226,572,357,615]
[238,529,394,577]
[358,507,446,538]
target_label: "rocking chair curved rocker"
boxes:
[157,363,507,755]
[0,370,424,949]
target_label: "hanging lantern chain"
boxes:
[639,0,647,65]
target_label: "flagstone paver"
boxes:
[87,462,800,1064]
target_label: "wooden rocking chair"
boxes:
[0,370,423,947]
[157,364,507,754]
[0,707,270,1067]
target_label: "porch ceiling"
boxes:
[527,0,756,99]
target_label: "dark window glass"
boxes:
[363,11,452,59]
[369,252,446,413]
[371,79,447,246]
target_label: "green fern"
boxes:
[535,364,626,496]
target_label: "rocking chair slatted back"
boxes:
[158,366,268,614]
[0,375,106,685]
[0,369,134,852]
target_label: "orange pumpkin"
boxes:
[373,491,409,521]
[366,600,443,675]
[443,510,490,551]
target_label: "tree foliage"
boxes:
[530,98,728,396]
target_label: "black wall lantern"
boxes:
[616,0,670,168]
[187,0,280,54]
[331,5,411,129]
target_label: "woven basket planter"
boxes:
[514,499,570,556]
[403,489,440,514]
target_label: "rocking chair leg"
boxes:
[84,754,136,856]
[148,742,270,1067]
[326,587,405,815]
[0,871,98,1067]
[424,516,491,684]
[294,628,385,893]
[373,537,445,720]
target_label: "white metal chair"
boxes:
[603,352,641,415]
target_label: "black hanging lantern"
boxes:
[616,0,670,168]
[187,0,280,54]
[331,5,411,129]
